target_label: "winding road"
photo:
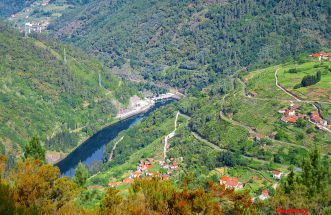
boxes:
[178,113,273,165]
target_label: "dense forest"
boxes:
[51,0,331,92]
[0,22,144,154]
[0,0,37,18]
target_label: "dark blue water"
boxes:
[55,99,174,177]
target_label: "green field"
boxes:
[277,60,331,101]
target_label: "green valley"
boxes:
[0,1,330,214]
[0,22,142,160]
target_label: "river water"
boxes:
[55,99,174,177]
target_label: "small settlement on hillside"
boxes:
[279,101,329,131]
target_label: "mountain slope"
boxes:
[52,0,330,92]
[0,0,37,18]
[0,22,138,155]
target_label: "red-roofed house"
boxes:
[272,171,283,180]
[310,53,322,57]
[220,176,243,190]
[310,112,328,126]
[281,116,298,123]
[108,181,122,187]
[259,190,269,200]
[123,178,134,184]
[162,174,170,181]
[131,171,141,178]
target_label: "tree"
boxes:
[295,118,306,128]
[270,145,330,214]
[74,162,89,186]
[24,133,45,162]
[99,188,123,215]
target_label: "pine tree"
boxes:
[24,133,45,162]
[73,162,88,186]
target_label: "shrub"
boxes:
[288,68,298,73]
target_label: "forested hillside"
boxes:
[0,0,37,18]
[52,0,331,92]
[0,22,140,156]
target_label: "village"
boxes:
[108,110,286,203]
[279,101,330,132]
[7,0,54,34]
[108,112,181,187]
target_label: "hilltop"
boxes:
[0,22,141,160]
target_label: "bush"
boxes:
[296,118,307,128]
[306,127,315,134]
[300,71,321,87]
[288,68,298,73]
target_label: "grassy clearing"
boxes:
[277,60,331,101]
[245,66,292,100]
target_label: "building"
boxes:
[272,171,283,180]
[281,109,301,123]
[255,134,264,143]
[310,112,328,126]
[285,109,295,116]
[220,176,243,190]
[108,181,122,187]
[310,52,331,61]
[123,178,134,184]
[25,22,43,34]
[131,171,141,178]
[259,190,269,200]
[162,174,170,181]
[281,116,298,123]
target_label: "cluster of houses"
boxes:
[108,158,179,188]
[219,170,283,202]
[279,102,305,123]
[279,101,329,130]
[219,176,243,190]
[24,21,49,34]
[310,52,331,61]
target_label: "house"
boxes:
[88,185,103,190]
[281,116,298,123]
[259,190,269,200]
[131,171,141,178]
[147,158,154,163]
[255,134,264,143]
[162,164,170,169]
[162,174,170,181]
[220,176,243,190]
[310,112,328,126]
[272,171,283,180]
[108,181,122,187]
[310,52,331,61]
[285,109,295,117]
[281,109,298,123]
[123,178,134,184]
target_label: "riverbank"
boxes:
[55,99,177,176]
[50,117,121,165]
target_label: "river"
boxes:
[55,99,174,177]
